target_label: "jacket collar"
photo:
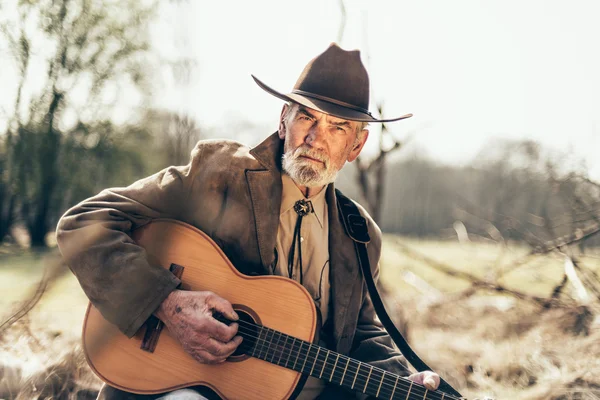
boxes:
[245,132,284,272]
[249,132,284,172]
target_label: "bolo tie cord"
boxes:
[288,199,314,284]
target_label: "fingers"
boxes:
[204,336,243,357]
[191,336,243,364]
[203,292,239,341]
[205,292,239,321]
[408,371,440,391]
[423,372,440,391]
[161,290,244,365]
[207,320,239,342]
[193,348,224,364]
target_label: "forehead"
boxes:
[294,105,356,126]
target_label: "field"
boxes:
[1,236,599,399]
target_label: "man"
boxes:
[56,43,440,399]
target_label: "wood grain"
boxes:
[82,219,318,400]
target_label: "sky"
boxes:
[1,0,598,178]
[149,0,600,178]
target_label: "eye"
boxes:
[336,126,347,133]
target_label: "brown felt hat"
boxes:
[252,43,412,123]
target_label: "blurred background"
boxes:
[1,0,599,399]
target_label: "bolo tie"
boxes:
[288,199,314,284]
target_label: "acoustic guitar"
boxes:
[82,219,466,400]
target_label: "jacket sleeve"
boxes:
[56,162,197,338]
[320,264,411,400]
[349,267,411,377]
[348,216,411,378]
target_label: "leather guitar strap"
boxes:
[335,189,463,398]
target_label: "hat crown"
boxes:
[251,42,412,123]
[293,44,370,112]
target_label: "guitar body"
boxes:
[83,219,319,399]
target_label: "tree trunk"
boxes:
[0,186,15,240]
[27,90,62,248]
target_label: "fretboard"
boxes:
[229,317,463,400]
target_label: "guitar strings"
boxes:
[231,320,446,399]
[217,319,459,400]
[231,323,454,400]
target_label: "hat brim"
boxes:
[252,75,412,123]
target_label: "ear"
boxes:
[347,129,369,162]
[278,104,289,140]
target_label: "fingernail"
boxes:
[233,311,239,320]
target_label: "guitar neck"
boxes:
[233,319,462,400]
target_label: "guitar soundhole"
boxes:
[228,305,260,362]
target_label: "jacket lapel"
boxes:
[246,133,284,271]
[326,185,360,351]
[248,133,361,352]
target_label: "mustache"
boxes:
[290,146,328,165]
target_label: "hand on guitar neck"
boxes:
[407,371,440,391]
[154,289,244,364]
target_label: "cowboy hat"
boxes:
[252,43,412,123]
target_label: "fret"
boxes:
[376,371,384,398]
[319,350,330,379]
[351,362,361,390]
[225,318,461,400]
[405,380,413,400]
[275,331,286,364]
[390,375,399,400]
[250,326,264,358]
[276,333,288,365]
[330,354,339,382]
[265,329,277,361]
[265,329,277,362]
[249,324,450,400]
[300,342,310,373]
[256,328,266,359]
[249,325,429,400]
[267,330,281,364]
[293,340,303,371]
[257,327,271,359]
[363,365,373,393]
[284,337,295,368]
[341,357,350,385]
[309,347,321,375]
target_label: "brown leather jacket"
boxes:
[56,132,409,399]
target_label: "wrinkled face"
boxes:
[279,104,369,188]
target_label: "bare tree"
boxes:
[335,0,410,223]
[355,104,406,223]
[1,0,156,246]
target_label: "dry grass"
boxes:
[0,249,99,400]
[0,319,101,400]
[380,236,600,400]
[1,237,599,399]
[394,297,600,400]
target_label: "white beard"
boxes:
[281,146,339,188]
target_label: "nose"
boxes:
[305,122,327,148]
